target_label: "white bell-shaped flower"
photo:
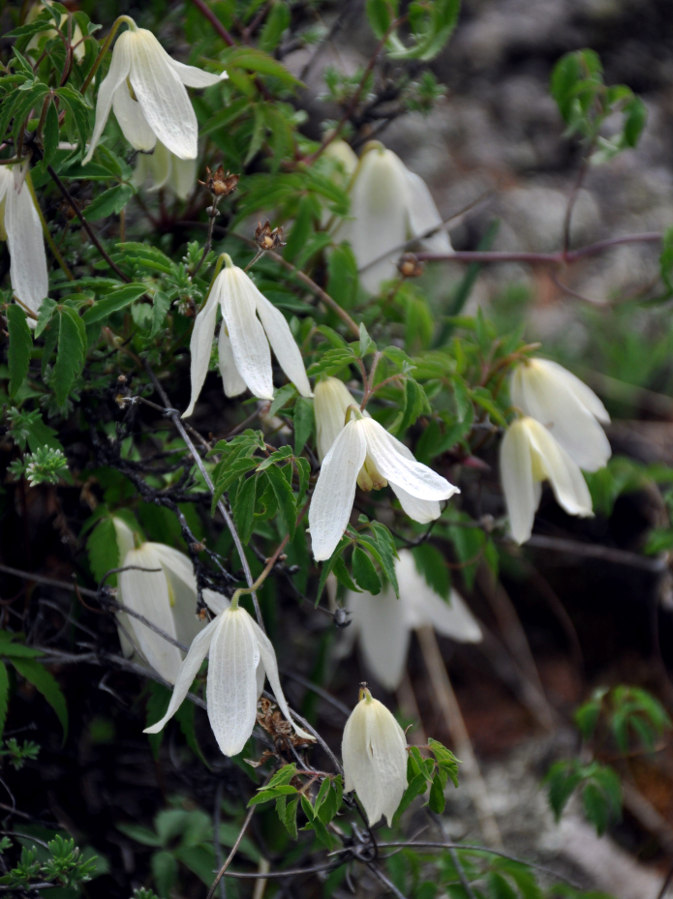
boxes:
[314,376,362,461]
[309,405,459,561]
[0,163,48,317]
[184,253,312,415]
[133,142,196,200]
[113,518,206,683]
[341,686,408,826]
[510,358,611,472]
[342,549,482,690]
[144,594,314,757]
[333,141,452,293]
[83,18,226,164]
[500,416,593,545]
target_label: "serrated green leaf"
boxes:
[42,99,60,166]
[86,516,120,585]
[83,183,135,221]
[411,543,450,600]
[293,396,313,456]
[52,306,85,406]
[352,545,381,594]
[82,283,147,324]
[265,464,297,538]
[10,657,68,740]
[233,475,257,545]
[275,795,299,839]
[7,304,32,399]
[428,771,446,814]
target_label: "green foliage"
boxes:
[0,631,68,740]
[551,49,647,162]
[545,759,621,836]
[0,832,101,892]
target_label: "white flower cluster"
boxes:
[500,358,611,543]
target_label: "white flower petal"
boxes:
[202,589,229,616]
[255,293,313,397]
[83,30,133,163]
[252,617,314,741]
[403,168,452,254]
[314,378,359,461]
[346,585,410,690]
[144,616,218,733]
[127,29,198,160]
[112,517,136,560]
[169,58,228,88]
[361,418,458,502]
[395,551,482,642]
[526,418,593,517]
[342,692,408,826]
[206,608,260,756]
[119,545,182,682]
[511,359,611,471]
[183,290,219,417]
[111,81,157,151]
[309,420,368,561]
[389,484,441,523]
[217,325,248,397]
[500,418,538,544]
[218,267,274,400]
[172,155,197,201]
[5,167,48,314]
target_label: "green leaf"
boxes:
[411,543,450,600]
[293,396,314,456]
[86,516,120,585]
[233,475,257,545]
[428,771,447,814]
[366,0,397,37]
[151,849,178,898]
[275,795,299,839]
[265,465,297,538]
[10,657,68,740]
[0,662,9,741]
[42,99,60,166]
[83,183,135,221]
[7,304,32,399]
[351,545,381,594]
[82,283,147,324]
[52,306,86,407]
[259,0,291,52]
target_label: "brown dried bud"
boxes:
[254,220,286,251]
[199,165,239,197]
[397,253,423,278]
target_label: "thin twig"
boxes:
[143,363,263,626]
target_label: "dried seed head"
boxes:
[255,220,285,250]
[397,252,423,278]
[199,165,239,197]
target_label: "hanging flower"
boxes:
[341,685,408,826]
[309,401,459,561]
[144,593,314,757]
[510,358,611,471]
[133,142,196,200]
[83,17,227,164]
[332,141,452,293]
[314,376,362,461]
[0,163,48,318]
[183,253,312,416]
[113,518,206,683]
[342,549,482,690]
[499,416,593,544]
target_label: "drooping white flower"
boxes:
[510,358,611,471]
[0,163,48,317]
[309,405,460,561]
[144,594,314,757]
[133,142,196,200]
[499,416,593,545]
[314,376,362,461]
[183,253,312,416]
[342,549,482,690]
[83,18,227,164]
[332,141,452,293]
[113,518,206,683]
[341,686,408,826]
